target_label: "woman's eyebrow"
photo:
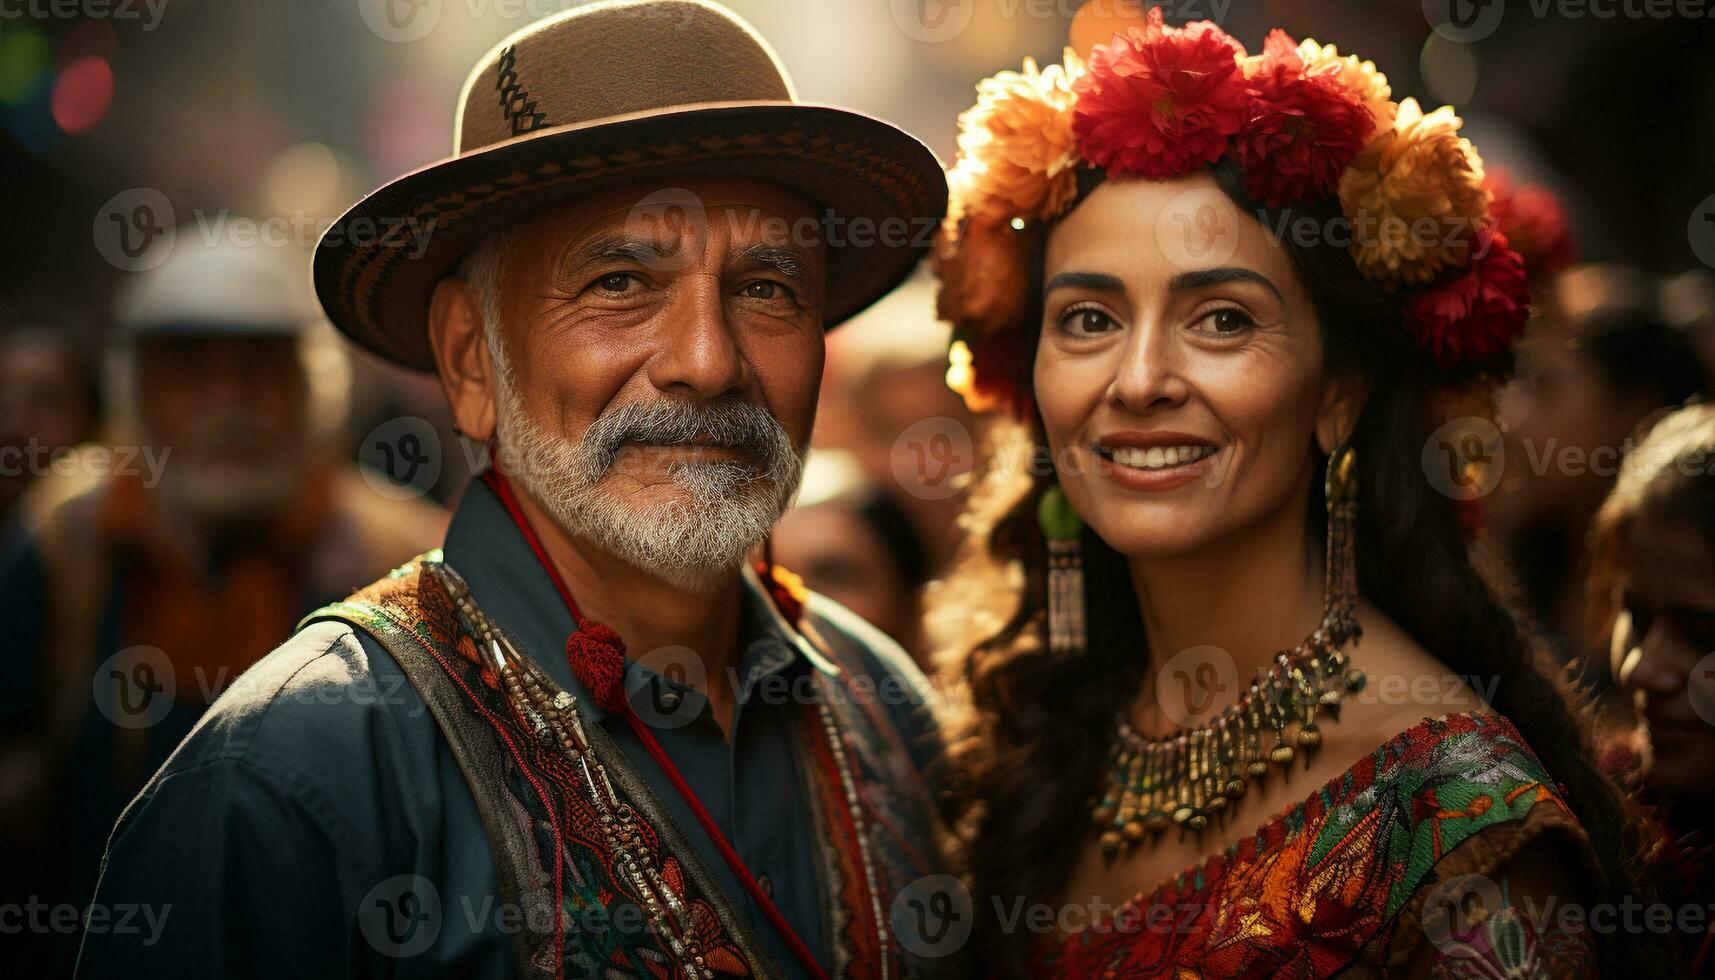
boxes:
[1044,270,1125,294]
[1167,267,1284,302]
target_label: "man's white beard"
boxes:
[489,340,804,593]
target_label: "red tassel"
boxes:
[566,622,628,714]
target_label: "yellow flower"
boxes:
[1296,37,1396,136]
[1338,98,1491,286]
[950,49,1086,224]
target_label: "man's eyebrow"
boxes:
[573,235,678,265]
[734,243,818,284]
[1166,267,1284,302]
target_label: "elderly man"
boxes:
[76,2,950,979]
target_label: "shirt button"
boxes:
[758,874,774,898]
[659,689,682,710]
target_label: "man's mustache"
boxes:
[581,397,792,474]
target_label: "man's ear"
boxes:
[427,277,497,441]
[1315,370,1370,454]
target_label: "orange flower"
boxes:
[950,49,1085,224]
[1295,37,1395,138]
[1338,98,1491,286]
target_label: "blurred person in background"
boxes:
[0,302,103,530]
[1588,402,1715,975]
[1494,265,1710,697]
[772,449,931,664]
[815,273,979,572]
[0,231,446,976]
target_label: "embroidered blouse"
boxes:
[1032,711,1600,977]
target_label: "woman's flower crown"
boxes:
[937,5,1533,413]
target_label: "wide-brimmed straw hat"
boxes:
[314,0,947,371]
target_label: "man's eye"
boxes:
[595,273,636,293]
[739,280,790,301]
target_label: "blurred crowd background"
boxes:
[3,0,1715,975]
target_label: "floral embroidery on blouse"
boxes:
[1032,711,1590,978]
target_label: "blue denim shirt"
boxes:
[75,479,942,979]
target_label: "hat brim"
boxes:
[313,102,947,371]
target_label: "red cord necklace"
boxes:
[479,469,830,980]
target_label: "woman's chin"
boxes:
[1081,509,1220,559]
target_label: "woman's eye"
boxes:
[1198,307,1255,335]
[1059,307,1116,336]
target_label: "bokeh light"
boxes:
[261,141,351,224]
[0,27,52,106]
[1421,33,1480,107]
[51,56,115,135]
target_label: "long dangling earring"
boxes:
[1039,483,1085,654]
[1322,443,1361,645]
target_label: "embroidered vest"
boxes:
[302,551,947,980]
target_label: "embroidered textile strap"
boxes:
[304,553,785,980]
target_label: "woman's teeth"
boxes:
[1107,445,1216,470]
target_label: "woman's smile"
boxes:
[1092,432,1221,491]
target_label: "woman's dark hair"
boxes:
[934,158,1674,975]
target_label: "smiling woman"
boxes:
[927,6,1677,977]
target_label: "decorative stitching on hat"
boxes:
[495,45,547,136]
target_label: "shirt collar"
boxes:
[441,479,837,724]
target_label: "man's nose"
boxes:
[646,274,748,399]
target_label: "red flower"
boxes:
[1405,228,1531,370]
[1072,10,1248,180]
[1485,168,1576,281]
[1233,31,1372,206]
